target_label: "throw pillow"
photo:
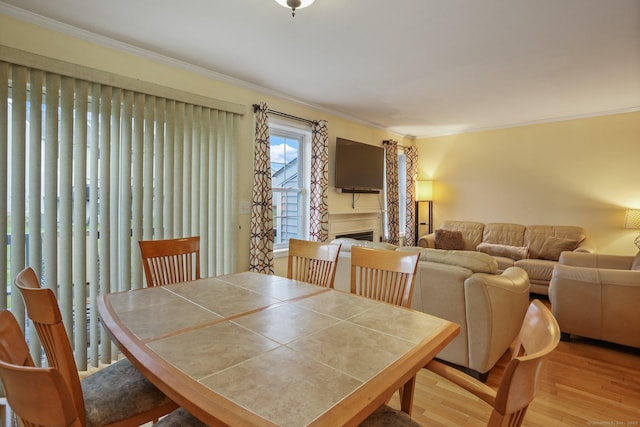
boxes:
[538,236,579,261]
[476,242,529,260]
[435,229,465,250]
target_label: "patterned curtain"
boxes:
[309,120,329,241]
[383,140,400,245]
[405,147,419,246]
[249,102,274,274]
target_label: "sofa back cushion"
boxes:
[525,225,586,260]
[483,223,526,247]
[439,220,485,251]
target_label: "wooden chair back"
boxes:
[14,267,87,426]
[426,300,560,427]
[0,310,81,427]
[0,310,34,368]
[139,236,201,287]
[287,239,342,288]
[350,246,420,308]
[490,299,560,425]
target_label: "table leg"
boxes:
[400,375,416,414]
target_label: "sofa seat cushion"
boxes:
[410,247,498,274]
[514,258,556,283]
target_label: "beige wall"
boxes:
[1,14,413,272]
[416,111,640,255]
[4,14,637,265]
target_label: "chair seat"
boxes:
[82,358,176,427]
[155,407,207,427]
[360,405,422,427]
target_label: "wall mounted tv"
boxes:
[334,137,384,193]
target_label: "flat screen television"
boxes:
[334,137,384,193]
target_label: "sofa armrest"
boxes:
[558,251,635,270]
[574,236,596,254]
[417,233,435,248]
[462,267,531,373]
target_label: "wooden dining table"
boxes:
[97,271,459,426]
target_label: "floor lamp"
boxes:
[625,209,640,249]
[415,180,433,244]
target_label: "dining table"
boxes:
[97,271,459,426]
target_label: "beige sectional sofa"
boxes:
[549,251,640,348]
[418,220,595,295]
[331,238,531,381]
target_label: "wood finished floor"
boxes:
[2,300,638,427]
[388,297,640,426]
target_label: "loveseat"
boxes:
[331,238,531,381]
[549,251,640,348]
[418,220,596,295]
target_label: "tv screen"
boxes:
[335,138,384,193]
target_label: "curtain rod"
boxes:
[384,139,411,149]
[253,104,315,125]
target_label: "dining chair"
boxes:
[0,309,82,427]
[425,299,560,427]
[287,238,342,288]
[14,267,178,427]
[139,236,201,287]
[350,246,421,308]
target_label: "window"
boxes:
[269,121,311,250]
[1,58,241,369]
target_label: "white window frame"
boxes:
[269,119,311,254]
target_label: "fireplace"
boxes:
[335,230,374,241]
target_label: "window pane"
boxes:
[269,125,306,248]
[270,135,300,190]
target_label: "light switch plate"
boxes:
[239,201,251,215]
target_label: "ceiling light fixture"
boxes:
[274,0,316,17]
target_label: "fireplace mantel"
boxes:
[328,210,383,243]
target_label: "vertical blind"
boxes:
[0,60,240,369]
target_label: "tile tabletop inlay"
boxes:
[148,322,280,380]
[288,320,415,382]
[201,346,362,427]
[232,302,340,344]
[168,279,281,318]
[98,272,460,426]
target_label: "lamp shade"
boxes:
[416,180,433,202]
[625,209,640,229]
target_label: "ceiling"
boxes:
[2,0,639,137]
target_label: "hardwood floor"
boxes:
[389,297,640,426]
[2,299,638,427]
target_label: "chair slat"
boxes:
[287,239,342,288]
[350,246,420,308]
